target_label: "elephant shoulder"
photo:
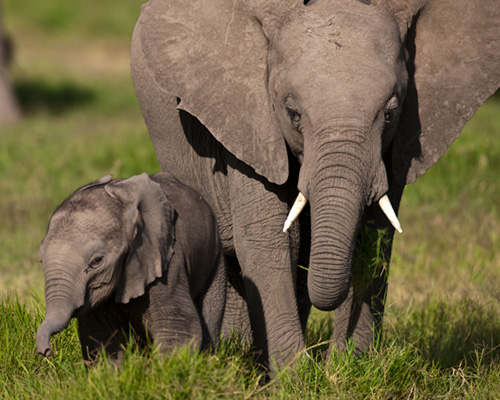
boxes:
[150,172,217,229]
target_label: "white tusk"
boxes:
[378,195,403,233]
[283,192,308,232]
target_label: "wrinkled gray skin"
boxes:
[131,0,500,372]
[36,173,226,364]
[0,4,20,125]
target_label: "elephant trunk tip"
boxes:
[36,327,53,358]
[308,277,351,311]
[37,346,52,358]
[36,317,70,358]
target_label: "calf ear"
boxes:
[104,173,175,304]
[76,175,113,193]
[390,0,500,185]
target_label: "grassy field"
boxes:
[1,1,499,398]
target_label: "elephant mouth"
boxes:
[283,192,402,234]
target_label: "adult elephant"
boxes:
[131,0,500,372]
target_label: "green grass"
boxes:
[390,96,500,307]
[2,296,500,399]
[0,1,499,398]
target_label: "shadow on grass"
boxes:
[14,78,95,115]
[398,298,500,369]
[306,298,500,370]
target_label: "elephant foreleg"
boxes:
[227,158,304,374]
[146,263,204,352]
[220,255,252,343]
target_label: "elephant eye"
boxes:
[88,256,103,268]
[286,107,301,129]
[384,96,399,124]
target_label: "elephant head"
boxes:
[136,0,499,310]
[36,173,175,357]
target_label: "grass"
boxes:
[0,1,499,398]
[390,95,500,307]
[2,296,500,399]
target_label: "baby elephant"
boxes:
[36,172,226,364]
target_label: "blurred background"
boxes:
[0,0,160,299]
[0,0,499,331]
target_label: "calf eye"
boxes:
[88,256,103,268]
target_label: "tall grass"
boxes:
[1,0,499,398]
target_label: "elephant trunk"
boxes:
[36,267,84,357]
[36,307,73,357]
[299,132,377,311]
[307,185,362,310]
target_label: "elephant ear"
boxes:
[75,175,113,193]
[137,0,289,185]
[104,173,175,304]
[391,0,500,185]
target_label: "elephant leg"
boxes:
[77,305,129,366]
[227,157,304,373]
[196,252,227,350]
[221,255,252,343]
[330,264,387,354]
[330,184,404,355]
[147,267,204,352]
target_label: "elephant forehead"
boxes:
[43,213,125,262]
[41,238,125,271]
[48,207,122,236]
[271,6,403,114]
[40,239,91,263]
[278,3,401,66]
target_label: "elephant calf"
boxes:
[36,172,226,364]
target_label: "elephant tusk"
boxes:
[378,195,403,233]
[283,192,308,232]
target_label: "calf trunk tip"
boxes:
[36,328,53,358]
[38,347,52,358]
[36,317,71,358]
